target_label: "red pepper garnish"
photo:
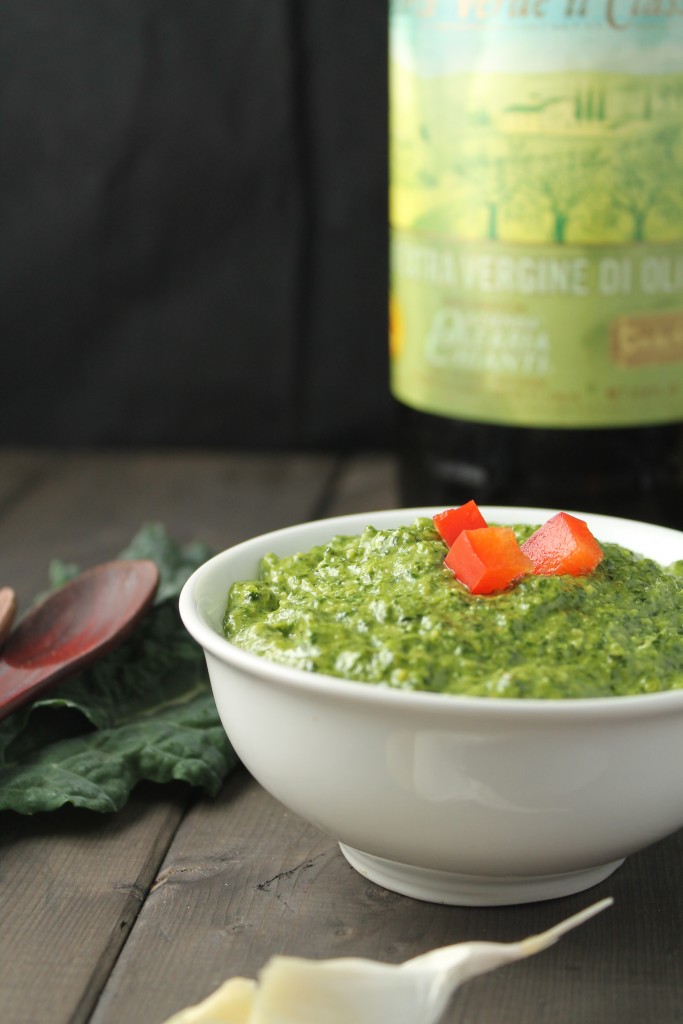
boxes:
[436,502,604,594]
[433,500,488,547]
[521,512,604,577]
[445,526,533,595]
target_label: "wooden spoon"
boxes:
[0,588,17,648]
[0,560,159,721]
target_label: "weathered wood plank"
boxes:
[454,831,683,1024]
[0,785,189,1024]
[93,773,443,1024]
[90,768,683,1024]
[3,450,683,1024]
[0,450,336,1024]
[0,448,56,513]
[0,449,336,607]
[89,774,334,1023]
[88,450,683,1024]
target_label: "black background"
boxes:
[1,1,393,451]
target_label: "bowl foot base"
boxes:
[339,844,624,906]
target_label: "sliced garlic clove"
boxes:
[163,977,256,1024]
[162,897,613,1024]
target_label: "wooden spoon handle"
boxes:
[0,588,16,648]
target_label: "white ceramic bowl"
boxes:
[179,507,683,907]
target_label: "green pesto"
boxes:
[223,518,683,699]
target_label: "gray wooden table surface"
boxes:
[0,449,681,1024]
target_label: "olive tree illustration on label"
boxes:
[389,0,683,428]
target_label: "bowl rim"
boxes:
[179,505,683,720]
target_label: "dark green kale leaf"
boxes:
[0,524,239,814]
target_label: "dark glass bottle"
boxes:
[397,406,683,529]
[389,4,683,528]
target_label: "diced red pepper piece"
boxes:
[433,500,488,548]
[521,512,604,576]
[445,526,533,595]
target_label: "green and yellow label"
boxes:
[389,0,683,427]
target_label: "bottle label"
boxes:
[389,0,683,427]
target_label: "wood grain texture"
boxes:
[0,449,57,513]
[0,785,189,1024]
[2,451,683,1024]
[455,832,683,1024]
[0,448,339,1024]
[89,774,335,1024]
[90,773,683,1024]
[0,448,336,607]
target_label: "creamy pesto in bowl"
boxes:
[223,518,683,699]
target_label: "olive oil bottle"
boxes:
[389,0,683,527]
